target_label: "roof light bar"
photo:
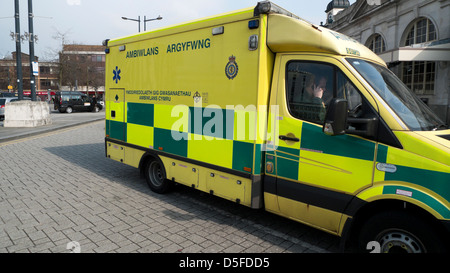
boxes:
[254,1,301,20]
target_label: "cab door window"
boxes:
[82,95,90,104]
[286,62,333,124]
[286,61,364,124]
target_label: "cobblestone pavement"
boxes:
[0,121,340,253]
[0,108,104,142]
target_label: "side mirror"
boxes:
[323,98,348,136]
[323,98,379,138]
[347,117,378,139]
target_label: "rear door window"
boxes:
[62,95,70,102]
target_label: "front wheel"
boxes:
[144,158,172,194]
[358,210,447,253]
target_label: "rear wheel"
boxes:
[358,210,447,253]
[66,106,73,114]
[144,158,172,194]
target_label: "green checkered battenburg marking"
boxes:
[127,103,154,127]
[107,103,261,174]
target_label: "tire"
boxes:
[144,158,172,194]
[93,105,100,112]
[66,106,73,114]
[358,210,447,253]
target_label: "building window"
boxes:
[402,61,435,95]
[40,66,51,74]
[366,34,386,54]
[405,17,436,46]
[91,55,105,62]
[402,18,437,95]
[40,79,51,87]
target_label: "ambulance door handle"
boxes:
[279,135,299,142]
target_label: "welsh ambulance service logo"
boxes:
[113,66,121,84]
[225,55,238,80]
[193,91,202,103]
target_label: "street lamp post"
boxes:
[122,15,162,32]
[144,15,162,31]
[28,0,37,101]
[121,16,141,32]
[14,0,24,100]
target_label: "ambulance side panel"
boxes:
[105,10,273,208]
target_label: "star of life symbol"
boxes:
[113,66,121,84]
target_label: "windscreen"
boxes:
[347,58,446,131]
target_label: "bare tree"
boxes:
[52,28,73,89]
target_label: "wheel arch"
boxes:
[138,151,162,178]
[343,196,450,252]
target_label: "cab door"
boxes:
[81,95,91,111]
[269,54,378,234]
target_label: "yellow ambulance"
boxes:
[103,1,450,253]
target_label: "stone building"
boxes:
[325,0,450,124]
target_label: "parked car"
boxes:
[0,92,17,97]
[54,91,102,113]
[0,97,31,120]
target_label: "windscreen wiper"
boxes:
[432,124,448,131]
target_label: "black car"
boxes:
[0,92,17,97]
[54,91,102,113]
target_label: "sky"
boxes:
[0,0,356,61]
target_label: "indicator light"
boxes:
[248,20,259,29]
[212,26,224,35]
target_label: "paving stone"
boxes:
[0,121,337,254]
